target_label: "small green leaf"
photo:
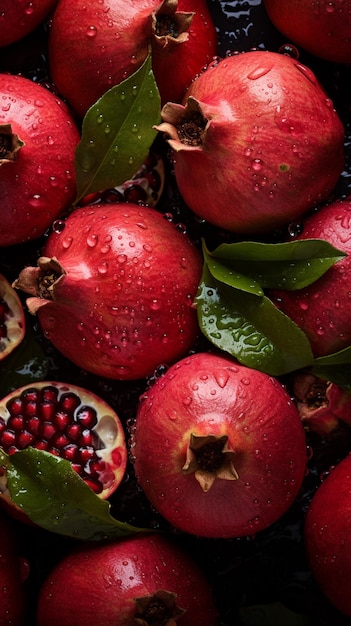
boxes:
[75,54,161,203]
[0,328,48,397]
[195,266,314,376]
[205,239,345,290]
[310,345,351,391]
[203,244,263,296]
[0,448,142,541]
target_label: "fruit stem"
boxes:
[134,589,185,625]
[0,124,24,165]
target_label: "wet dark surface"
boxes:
[1,1,351,624]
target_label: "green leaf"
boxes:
[74,54,161,203]
[0,448,143,541]
[0,328,48,397]
[310,346,351,391]
[239,601,312,625]
[205,239,345,290]
[195,266,314,376]
[203,244,263,296]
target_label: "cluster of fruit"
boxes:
[0,1,351,625]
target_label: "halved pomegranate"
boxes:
[0,273,25,362]
[0,382,127,506]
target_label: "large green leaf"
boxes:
[310,346,351,391]
[205,239,345,290]
[195,266,314,376]
[0,448,143,540]
[75,54,161,203]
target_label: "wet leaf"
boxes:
[0,327,48,397]
[204,239,345,290]
[0,448,143,540]
[195,266,314,376]
[75,54,161,203]
[310,346,351,391]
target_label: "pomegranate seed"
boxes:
[33,440,49,451]
[71,462,83,475]
[26,416,40,435]
[6,397,23,415]
[17,430,35,449]
[61,443,79,462]
[51,433,70,449]
[39,421,56,440]
[39,400,56,421]
[53,411,71,431]
[48,447,60,457]
[65,422,83,441]
[83,477,103,494]
[23,399,38,418]
[87,459,107,474]
[59,392,81,414]
[7,414,25,431]
[0,429,16,448]
[76,406,97,429]
[40,385,59,403]
[79,446,95,464]
[7,445,19,455]
[21,388,39,403]
[78,428,94,447]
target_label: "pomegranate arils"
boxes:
[76,406,98,429]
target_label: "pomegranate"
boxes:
[13,203,202,380]
[0,381,127,506]
[0,0,58,48]
[264,0,351,65]
[36,533,219,626]
[132,352,307,538]
[0,273,25,361]
[270,196,351,358]
[0,511,30,625]
[0,73,80,246]
[48,0,217,117]
[304,453,351,617]
[292,372,351,435]
[154,50,345,234]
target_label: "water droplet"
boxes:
[86,234,98,248]
[86,25,98,37]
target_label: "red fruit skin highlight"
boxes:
[0,0,59,47]
[270,196,351,358]
[305,453,351,617]
[36,533,219,626]
[133,352,307,538]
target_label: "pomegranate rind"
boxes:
[0,381,127,508]
[0,273,25,361]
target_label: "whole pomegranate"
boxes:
[0,381,127,508]
[304,453,351,617]
[36,533,219,625]
[0,273,25,361]
[48,0,217,117]
[270,196,351,358]
[0,511,30,625]
[0,0,58,48]
[0,73,80,246]
[264,0,351,65]
[155,50,344,234]
[132,352,307,538]
[13,203,202,380]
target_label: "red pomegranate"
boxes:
[0,273,25,361]
[0,0,58,48]
[132,352,307,538]
[13,203,202,380]
[155,50,344,234]
[264,0,351,65]
[36,533,219,625]
[270,196,351,358]
[48,0,217,116]
[0,381,127,508]
[0,511,30,625]
[0,73,80,246]
[304,453,351,617]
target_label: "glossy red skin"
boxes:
[0,0,58,47]
[158,50,344,234]
[0,74,80,246]
[48,0,217,117]
[133,352,307,538]
[264,0,351,64]
[21,203,202,380]
[36,533,219,626]
[305,453,351,616]
[270,197,351,358]
[0,512,29,625]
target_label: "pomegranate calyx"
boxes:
[134,589,186,626]
[155,97,208,150]
[152,0,194,48]
[0,123,25,165]
[13,256,65,301]
[182,433,239,492]
[292,373,339,435]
